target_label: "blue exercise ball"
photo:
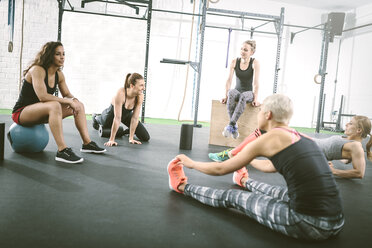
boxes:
[7,123,49,153]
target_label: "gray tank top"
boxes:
[313,136,353,161]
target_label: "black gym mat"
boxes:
[0,115,371,248]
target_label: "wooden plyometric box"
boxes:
[209,100,260,147]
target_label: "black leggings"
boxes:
[96,105,150,141]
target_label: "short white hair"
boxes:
[262,94,293,124]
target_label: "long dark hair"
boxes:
[23,41,63,76]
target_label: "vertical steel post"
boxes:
[57,0,65,41]
[141,0,152,123]
[315,24,330,133]
[193,0,207,127]
[0,123,4,161]
[273,7,284,93]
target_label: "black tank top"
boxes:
[121,87,137,116]
[12,68,58,112]
[234,57,254,93]
[269,129,343,216]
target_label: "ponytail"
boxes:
[367,134,372,161]
[353,116,372,161]
[124,73,132,88]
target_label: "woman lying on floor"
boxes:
[209,115,371,179]
[167,94,344,240]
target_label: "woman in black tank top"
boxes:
[221,40,261,139]
[11,41,106,164]
[93,73,150,146]
[168,94,344,240]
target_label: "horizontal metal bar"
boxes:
[152,8,202,17]
[115,0,148,7]
[343,22,372,32]
[161,58,189,64]
[81,0,148,8]
[284,23,324,31]
[206,25,277,35]
[63,8,147,21]
[120,0,149,4]
[207,12,276,23]
[207,7,279,20]
[82,0,99,4]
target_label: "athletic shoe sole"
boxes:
[208,155,224,162]
[210,158,221,162]
[80,149,107,153]
[232,171,239,185]
[222,130,231,138]
[232,133,240,139]
[55,157,84,164]
[167,159,176,191]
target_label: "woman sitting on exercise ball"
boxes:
[93,73,150,146]
[12,41,106,164]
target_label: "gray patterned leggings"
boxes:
[183,178,344,240]
[226,89,254,125]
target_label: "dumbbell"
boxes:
[99,125,125,138]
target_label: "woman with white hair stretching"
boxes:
[167,94,344,240]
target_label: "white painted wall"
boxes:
[334,3,372,128]
[1,0,371,128]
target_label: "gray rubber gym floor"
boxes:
[1,114,371,248]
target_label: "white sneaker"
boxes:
[231,124,239,139]
[222,125,233,137]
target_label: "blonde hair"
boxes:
[243,40,256,54]
[353,115,372,161]
[262,94,293,124]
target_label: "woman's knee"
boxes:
[74,101,85,113]
[77,101,85,110]
[47,101,62,114]
[227,89,238,98]
[136,126,150,141]
[139,132,150,142]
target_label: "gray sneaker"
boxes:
[231,124,239,139]
[55,147,84,164]
[80,141,106,153]
[222,125,234,138]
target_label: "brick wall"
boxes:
[0,0,58,109]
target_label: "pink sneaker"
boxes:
[233,166,248,187]
[167,158,188,193]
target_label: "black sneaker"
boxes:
[123,128,129,136]
[55,147,84,164]
[81,141,107,153]
[92,113,99,130]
